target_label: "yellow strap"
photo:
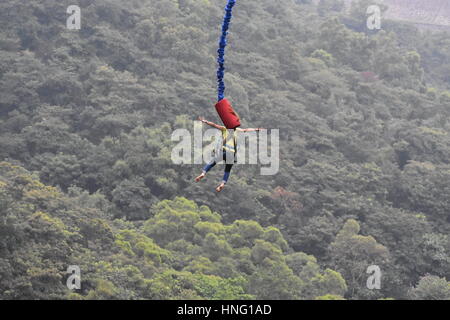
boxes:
[222,129,237,152]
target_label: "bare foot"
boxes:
[195,173,206,182]
[216,183,226,192]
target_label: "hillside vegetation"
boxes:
[1,0,450,299]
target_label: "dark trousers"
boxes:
[203,152,234,183]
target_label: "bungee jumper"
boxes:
[194,0,263,192]
[195,117,262,192]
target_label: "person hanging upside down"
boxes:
[195,116,262,192]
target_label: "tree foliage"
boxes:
[1,0,450,299]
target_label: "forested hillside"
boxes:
[1,0,450,300]
[385,0,450,26]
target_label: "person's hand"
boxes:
[198,116,206,123]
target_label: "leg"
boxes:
[223,164,233,183]
[195,159,217,182]
[216,164,233,192]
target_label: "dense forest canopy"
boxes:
[0,0,450,300]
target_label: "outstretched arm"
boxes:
[198,117,225,130]
[237,128,264,132]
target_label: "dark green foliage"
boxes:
[0,165,346,299]
[0,0,450,299]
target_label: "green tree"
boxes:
[408,276,450,300]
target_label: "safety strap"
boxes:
[222,129,238,153]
